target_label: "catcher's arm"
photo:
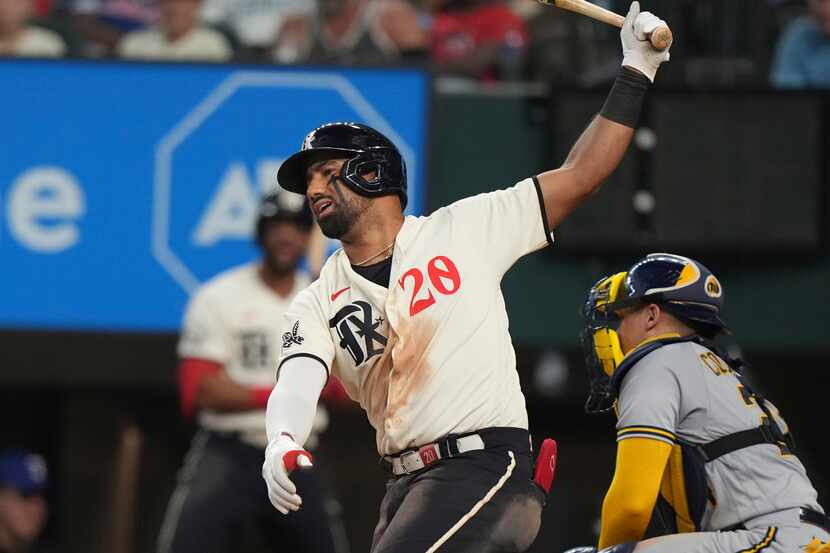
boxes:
[598,438,671,548]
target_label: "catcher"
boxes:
[572,253,829,553]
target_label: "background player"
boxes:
[572,253,830,553]
[261,3,671,552]
[158,191,344,553]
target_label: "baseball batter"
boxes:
[262,3,671,551]
[158,192,341,553]
[572,253,830,553]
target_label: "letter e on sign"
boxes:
[7,167,85,253]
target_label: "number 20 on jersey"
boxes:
[398,256,462,316]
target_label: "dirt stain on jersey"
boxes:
[362,329,397,433]
[385,317,437,423]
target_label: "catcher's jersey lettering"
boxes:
[737,384,757,407]
[699,352,732,376]
[279,178,553,454]
[398,255,462,317]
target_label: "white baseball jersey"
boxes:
[179,263,327,445]
[278,178,554,455]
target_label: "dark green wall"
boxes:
[429,92,830,350]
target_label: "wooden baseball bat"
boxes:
[541,0,672,51]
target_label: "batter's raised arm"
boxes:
[536,1,671,230]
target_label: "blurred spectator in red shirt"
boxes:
[118,0,232,61]
[33,0,51,18]
[284,0,427,64]
[0,0,67,57]
[70,0,158,55]
[430,0,528,81]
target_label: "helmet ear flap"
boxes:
[592,327,624,377]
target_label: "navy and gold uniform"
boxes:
[577,254,830,553]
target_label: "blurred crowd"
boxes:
[1,0,829,86]
[1,0,829,84]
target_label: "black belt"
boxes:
[801,508,830,535]
[382,427,530,476]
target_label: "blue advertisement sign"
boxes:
[0,60,429,331]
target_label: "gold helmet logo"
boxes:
[705,275,722,298]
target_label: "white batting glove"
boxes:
[262,434,313,514]
[621,1,671,82]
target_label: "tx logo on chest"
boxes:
[329,301,387,365]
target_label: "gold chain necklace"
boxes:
[353,241,395,267]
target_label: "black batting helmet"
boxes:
[256,190,313,245]
[611,253,727,336]
[277,122,407,209]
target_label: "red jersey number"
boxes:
[399,256,462,316]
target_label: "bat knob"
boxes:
[650,26,673,51]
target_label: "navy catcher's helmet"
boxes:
[612,253,727,336]
[277,122,407,209]
[256,190,313,244]
[580,253,727,413]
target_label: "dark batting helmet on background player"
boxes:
[568,253,829,553]
[255,190,314,276]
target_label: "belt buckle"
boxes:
[399,450,422,475]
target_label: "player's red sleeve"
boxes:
[250,387,273,409]
[178,358,222,419]
[320,376,350,405]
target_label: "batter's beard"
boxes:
[318,210,353,239]
[317,181,368,239]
